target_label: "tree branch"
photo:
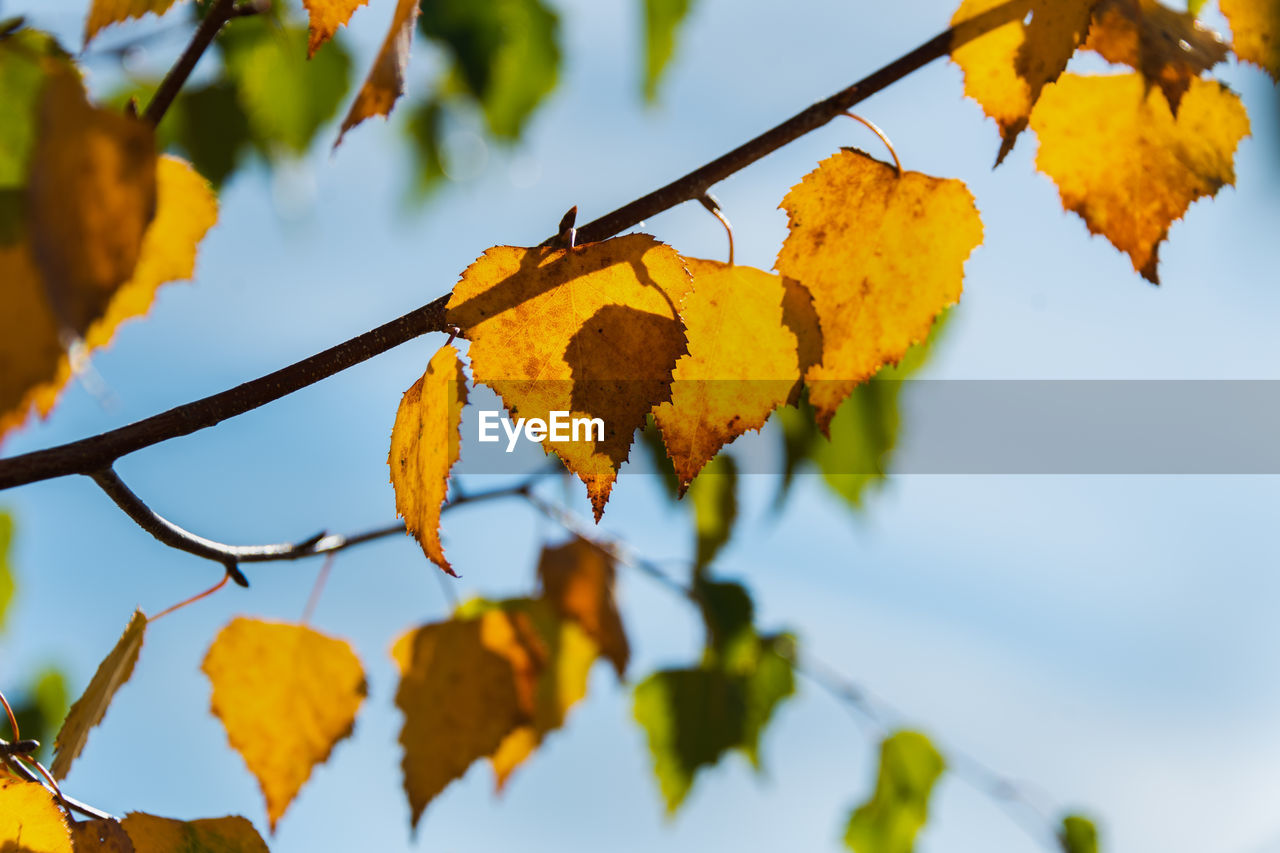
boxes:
[142,0,238,125]
[0,1,1023,492]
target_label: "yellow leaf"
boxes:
[1085,0,1230,111]
[336,0,419,145]
[536,538,629,677]
[391,611,533,827]
[52,609,147,781]
[0,779,72,853]
[303,0,369,57]
[26,64,156,334]
[69,819,134,852]
[1,155,217,442]
[653,259,799,489]
[1221,0,1280,80]
[1030,73,1249,283]
[119,814,268,853]
[84,0,183,46]
[951,0,1097,163]
[776,149,982,431]
[201,618,367,831]
[388,344,467,575]
[447,235,693,520]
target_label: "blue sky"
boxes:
[3,0,1280,851]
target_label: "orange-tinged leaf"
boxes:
[388,344,467,575]
[1,155,216,443]
[776,148,982,431]
[536,538,629,677]
[69,819,134,852]
[447,235,693,520]
[1085,0,1229,111]
[84,0,183,46]
[653,259,799,489]
[119,814,268,853]
[392,612,532,827]
[0,779,72,853]
[202,618,367,831]
[1221,0,1280,80]
[1030,73,1249,283]
[336,0,419,145]
[951,0,1097,163]
[27,63,156,334]
[303,0,369,57]
[52,609,147,780]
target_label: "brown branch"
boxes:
[142,0,238,125]
[0,1,1023,492]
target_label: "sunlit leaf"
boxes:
[388,344,468,575]
[0,779,72,853]
[653,259,799,490]
[447,235,693,520]
[302,0,368,57]
[688,454,737,574]
[120,814,268,853]
[642,0,694,101]
[84,0,184,46]
[776,148,981,431]
[536,538,629,677]
[844,731,945,853]
[337,0,419,145]
[1030,73,1249,282]
[0,511,13,631]
[51,609,147,780]
[202,618,367,830]
[1220,0,1280,80]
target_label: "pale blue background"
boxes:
[3,1,1280,851]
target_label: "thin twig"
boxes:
[0,739,117,821]
[0,1,1024,494]
[141,0,237,125]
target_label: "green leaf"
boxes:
[844,731,945,853]
[167,81,253,187]
[0,512,13,632]
[0,29,62,189]
[418,0,560,139]
[694,578,753,664]
[221,18,352,155]
[689,453,736,573]
[10,667,69,761]
[642,0,694,101]
[1060,815,1100,853]
[639,414,682,501]
[406,97,446,195]
[1186,0,1208,16]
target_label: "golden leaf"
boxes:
[119,814,268,853]
[1086,0,1230,111]
[84,0,183,46]
[336,0,419,145]
[536,538,629,677]
[1,156,217,442]
[392,612,533,828]
[951,0,1097,163]
[1030,73,1249,283]
[388,344,467,575]
[447,234,692,520]
[0,779,72,853]
[302,0,369,57]
[653,259,799,489]
[52,609,147,780]
[202,618,367,831]
[1221,0,1280,80]
[69,819,134,852]
[776,148,982,431]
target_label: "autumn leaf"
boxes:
[84,0,183,46]
[0,779,72,853]
[337,0,420,145]
[652,258,799,490]
[202,618,367,831]
[69,818,134,852]
[776,148,981,432]
[51,609,147,780]
[388,344,467,575]
[536,538,629,677]
[2,155,217,442]
[447,234,693,520]
[1030,73,1249,283]
[303,0,369,57]
[119,814,268,853]
[392,611,533,827]
[951,0,1098,163]
[1085,0,1229,111]
[1060,815,1100,853]
[844,731,945,853]
[1221,0,1280,80]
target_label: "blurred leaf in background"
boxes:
[844,731,945,853]
[688,454,737,575]
[0,512,13,631]
[10,668,70,762]
[642,0,694,101]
